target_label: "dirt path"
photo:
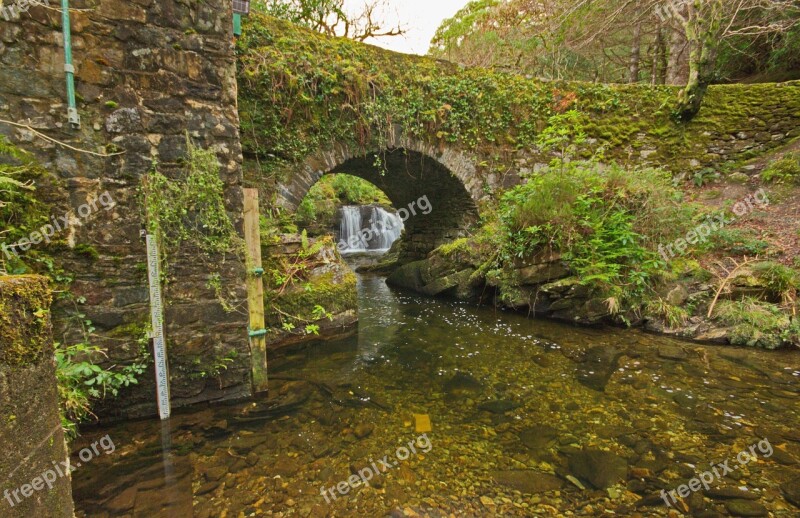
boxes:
[692,139,800,265]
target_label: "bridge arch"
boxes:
[277,136,486,261]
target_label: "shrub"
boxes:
[761,152,800,184]
[752,261,799,306]
[715,298,794,349]
[498,160,695,301]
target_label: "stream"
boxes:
[72,272,800,517]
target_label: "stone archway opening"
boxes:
[283,147,481,263]
[294,173,401,256]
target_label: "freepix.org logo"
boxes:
[1,0,50,21]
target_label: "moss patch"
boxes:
[238,14,800,186]
[0,275,52,367]
[270,271,357,323]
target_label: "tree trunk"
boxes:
[666,28,689,85]
[629,23,642,83]
[675,1,723,122]
[652,26,668,85]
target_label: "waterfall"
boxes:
[338,205,404,254]
[339,206,366,251]
[369,206,403,251]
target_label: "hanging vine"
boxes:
[140,135,244,311]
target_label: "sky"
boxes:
[343,0,471,55]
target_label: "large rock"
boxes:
[516,262,569,285]
[443,372,483,400]
[575,345,626,392]
[782,477,800,508]
[386,260,426,292]
[568,449,628,489]
[518,425,559,451]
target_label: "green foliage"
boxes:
[693,168,720,187]
[264,232,342,335]
[55,318,148,438]
[141,136,242,305]
[752,261,799,305]
[761,152,800,184]
[707,228,771,256]
[498,160,694,303]
[715,298,796,349]
[237,14,800,183]
[535,110,588,163]
[329,174,389,204]
[188,350,239,381]
[0,136,49,275]
[645,298,690,329]
[1,138,146,437]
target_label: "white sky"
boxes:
[343,0,471,55]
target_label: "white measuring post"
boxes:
[146,234,171,420]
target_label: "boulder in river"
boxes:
[724,499,769,517]
[443,372,483,400]
[567,449,628,489]
[782,477,800,508]
[478,399,520,414]
[575,345,625,392]
[518,425,559,451]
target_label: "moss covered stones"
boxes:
[0,275,52,367]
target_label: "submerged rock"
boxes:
[491,470,563,493]
[705,487,760,500]
[782,477,800,508]
[443,372,483,400]
[567,449,628,489]
[518,425,559,451]
[575,345,625,392]
[724,499,768,517]
[658,345,688,361]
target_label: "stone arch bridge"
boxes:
[2,2,799,417]
[273,132,489,260]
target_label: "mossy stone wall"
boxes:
[239,15,800,207]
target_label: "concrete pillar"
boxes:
[0,275,74,517]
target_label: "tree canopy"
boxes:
[430,0,800,119]
[253,0,405,41]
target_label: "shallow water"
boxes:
[72,273,800,517]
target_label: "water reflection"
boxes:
[72,273,800,517]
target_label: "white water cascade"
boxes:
[369,206,403,250]
[338,205,404,253]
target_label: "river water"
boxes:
[72,273,800,517]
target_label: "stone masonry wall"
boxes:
[0,275,74,517]
[0,0,249,419]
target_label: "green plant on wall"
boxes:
[55,316,149,438]
[264,230,335,335]
[141,135,244,309]
[0,136,48,276]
